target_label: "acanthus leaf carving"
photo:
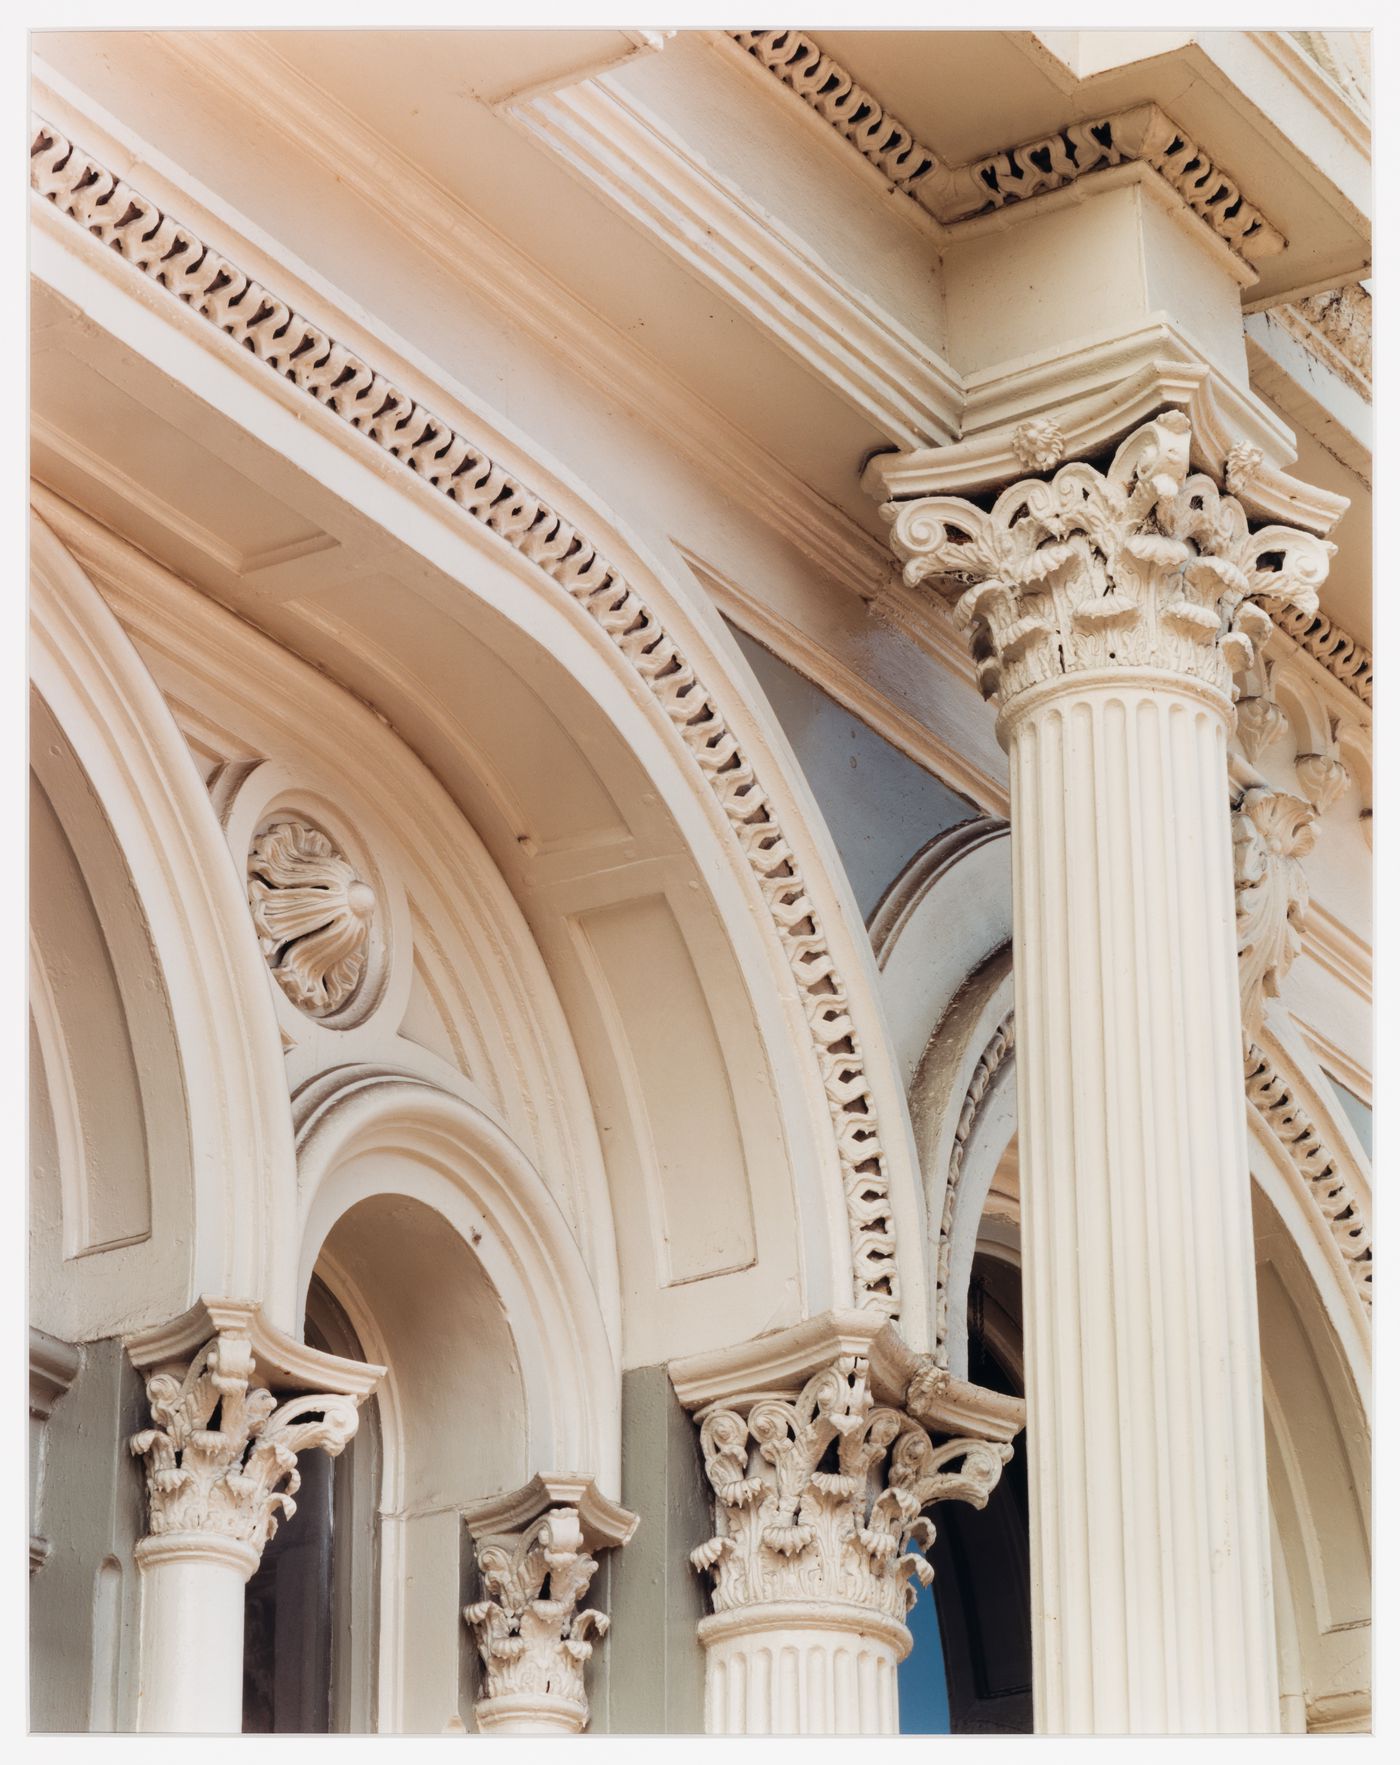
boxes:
[690,1355,1010,1624]
[882,411,1333,709]
[1294,751,1351,816]
[1233,786,1316,1047]
[247,820,375,1018]
[129,1331,361,1555]
[464,1505,608,1725]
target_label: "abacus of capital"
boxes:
[874,411,1335,1734]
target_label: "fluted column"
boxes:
[125,1300,381,1734]
[681,1335,1017,1735]
[462,1474,638,1734]
[883,412,1334,1733]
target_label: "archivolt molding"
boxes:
[30,121,902,1320]
[729,30,1285,265]
[1245,1044,1372,1310]
[936,1013,1014,1367]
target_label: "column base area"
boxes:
[699,1603,909,1735]
[474,1692,588,1734]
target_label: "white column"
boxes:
[884,411,1334,1733]
[133,1535,259,1733]
[462,1474,638,1735]
[686,1346,1013,1736]
[126,1306,375,1734]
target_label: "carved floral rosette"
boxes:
[464,1507,607,1721]
[1233,787,1317,1047]
[690,1356,1010,1625]
[129,1332,361,1555]
[882,411,1333,711]
[247,820,376,1017]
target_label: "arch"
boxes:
[293,1065,622,1733]
[29,514,296,1330]
[870,820,1015,1370]
[294,1066,620,1495]
[31,135,932,1344]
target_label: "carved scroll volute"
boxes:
[690,1354,1011,1624]
[1233,787,1317,1048]
[129,1330,362,1557]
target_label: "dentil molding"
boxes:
[881,410,1332,712]
[31,120,905,1320]
[463,1475,638,1734]
[729,29,1286,266]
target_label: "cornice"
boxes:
[1268,285,1371,402]
[729,29,1286,270]
[506,77,963,449]
[29,1327,82,1418]
[30,117,905,1320]
[86,41,896,613]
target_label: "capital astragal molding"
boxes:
[883,412,1333,712]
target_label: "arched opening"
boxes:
[241,1278,383,1734]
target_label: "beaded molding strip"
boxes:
[30,120,903,1318]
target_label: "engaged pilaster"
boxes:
[674,1316,1020,1735]
[463,1474,638,1735]
[125,1299,382,1734]
[876,412,1334,1733]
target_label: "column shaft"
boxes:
[135,1537,257,1733]
[1008,672,1277,1732]
[701,1607,903,1734]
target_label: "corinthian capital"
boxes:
[463,1475,638,1733]
[129,1328,362,1557]
[882,412,1333,710]
[690,1354,1011,1625]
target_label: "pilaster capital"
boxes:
[689,1352,1012,1627]
[880,412,1334,714]
[125,1299,382,1563]
[462,1474,638,1733]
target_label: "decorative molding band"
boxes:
[31,121,902,1319]
[1233,787,1317,1049]
[1269,284,1371,401]
[1259,597,1372,707]
[729,30,1286,265]
[1244,1044,1372,1306]
[936,1013,1014,1365]
[729,28,937,191]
